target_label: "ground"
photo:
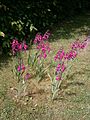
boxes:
[0,13,90,120]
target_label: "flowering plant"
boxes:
[48,38,88,99]
[11,31,51,99]
[11,38,31,99]
[28,31,51,81]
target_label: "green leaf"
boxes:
[30,24,37,32]
[0,31,5,37]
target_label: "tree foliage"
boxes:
[0,0,90,53]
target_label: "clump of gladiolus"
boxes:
[36,41,51,59]
[54,38,88,81]
[11,31,89,100]
[33,31,50,44]
[71,39,88,50]
[33,31,51,59]
[11,39,28,55]
[51,37,89,99]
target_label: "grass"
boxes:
[0,13,90,120]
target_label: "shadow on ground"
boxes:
[0,54,11,69]
[50,12,90,41]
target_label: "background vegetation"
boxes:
[0,0,90,54]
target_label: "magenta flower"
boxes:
[24,73,31,80]
[34,31,50,44]
[11,39,20,55]
[61,63,66,72]
[56,64,61,72]
[64,50,77,60]
[60,50,65,60]
[11,39,28,55]
[23,43,28,50]
[43,53,47,58]
[72,50,77,58]
[43,31,50,40]
[68,51,73,60]
[56,62,66,73]
[42,47,46,53]
[37,41,51,59]
[56,75,61,81]
[18,44,22,50]
[64,53,69,60]
[54,55,58,61]
[33,33,43,44]
[17,64,25,72]
[54,49,65,61]
[71,39,88,51]
[71,40,80,50]
[34,31,51,60]
[80,42,87,49]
